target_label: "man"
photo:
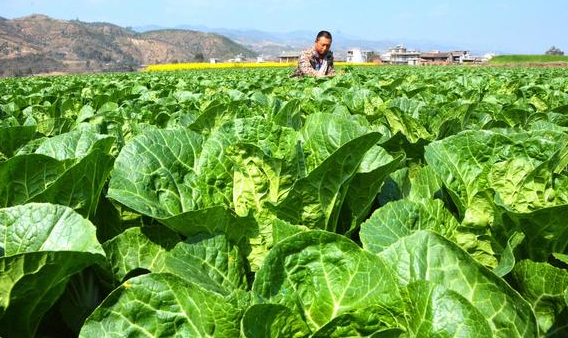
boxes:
[292,30,336,78]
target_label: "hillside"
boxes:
[141,29,253,61]
[0,14,256,77]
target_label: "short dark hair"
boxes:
[316,30,332,41]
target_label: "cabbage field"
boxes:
[1,66,568,338]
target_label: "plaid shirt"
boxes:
[292,47,335,77]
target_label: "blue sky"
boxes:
[2,0,567,54]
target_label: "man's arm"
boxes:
[297,50,319,77]
[327,53,336,75]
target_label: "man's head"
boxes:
[314,30,332,57]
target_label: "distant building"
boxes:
[450,51,472,63]
[420,51,451,65]
[234,54,245,62]
[380,45,490,66]
[461,51,486,64]
[383,45,420,65]
[346,48,372,63]
[209,58,219,64]
[420,51,482,65]
[459,52,493,64]
[227,54,246,63]
[279,51,300,63]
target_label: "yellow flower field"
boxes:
[143,62,376,72]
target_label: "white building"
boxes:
[234,54,245,63]
[346,48,371,63]
[382,45,420,65]
[482,53,496,62]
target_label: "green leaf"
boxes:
[0,154,70,207]
[29,149,115,218]
[272,218,308,246]
[0,203,104,338]
[35,128,115,161]
[108,128,204,219]
[189,101,235,135]
[493,197,568,262]
[402,280,493,338]
[0,147,114,218]
[424,130,504,219]
[492,232,525,277]
[378,231,538,338]
[36,117,75,137]
[310,305,403,338]
[368,328,405,338]
[300,113,370,172]
[227,142,299,219]
[339,147,403,234]
[242,304,311,338]
[158,206,258,245]
[102,226,180,283]
[76,105,95,123]
[108,121,291,241]
[1,252,103,338]
[425,129,568,261]
[553,253,568,266]
[510,260,568,335]
[0,126,37,158]
[275,132,382,231]
[227,142,302,269]
[0,203,104,256]
[79,273,243,338]
[196,117,297,208]
[273,99,302,130]
[384,104,433,144]
[165,234,248,295]
[343,87,373,115]
[252,230,405,332]
[377,165,443,206]
[425,129,568,219]
[406,165,443,202]
[360,199,459,254]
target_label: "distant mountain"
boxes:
[134,25,303,55]
[134,25,476,57]
[141,29,254,61]
[132,25,165,32]
[0,15,256,77]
